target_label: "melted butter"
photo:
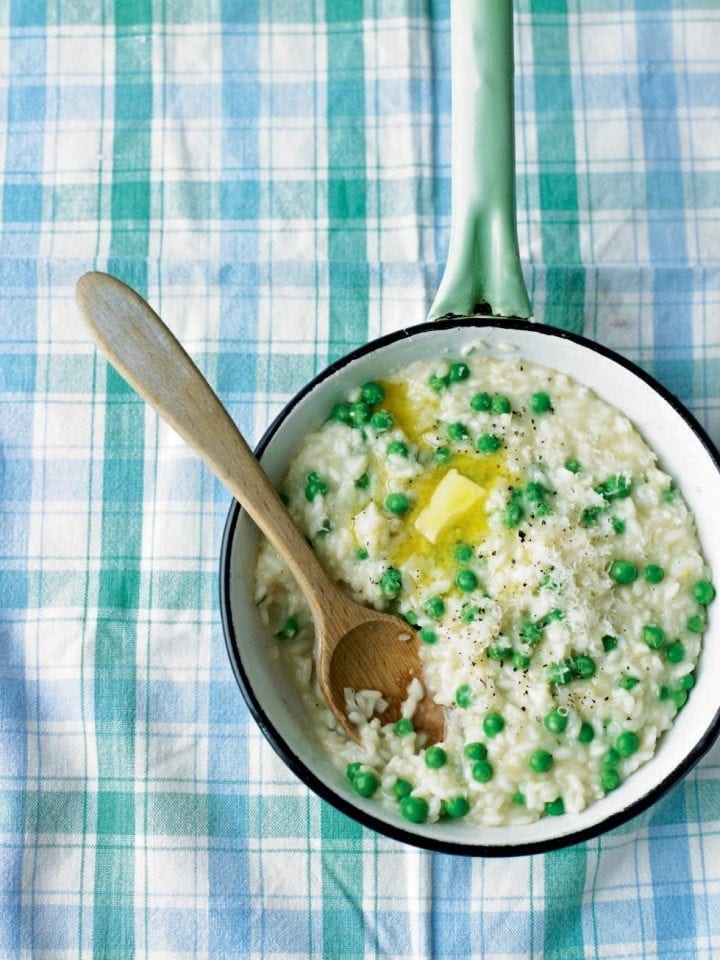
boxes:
[378,379,437,446]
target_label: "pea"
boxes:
[619,675,639,690]
[380,567,402,598]
[331,402,352,424]
[353,771,379,798]
[401,795,429,823]
[615,731,639,757]
[602,635,618,653]
[694,580,716,605]
[545,797,565,816]
[662,486,677,502]
[348,401,371,426]
[547,661,573,685]
[461,603,480,622]
[275,617,299,640]
[477,433,502,454]
[471,760,493,783]
[402,611,418,625]
[455,569,478,593]
[487,643,512,661]
[665,640,685,663]
[455,684,473,709]
[679,672,695,690]
[659,685,670,701]
[520,621,543,644]
[346,762,362,781]
[544,708,568,734]
[491,394,512,415]
[512,651,531,670]
[612,517,626,534]
[512,791,526,805]
[454,542,473,563]
[534,500,552,518]
[581,507,602,527]
[447,421,469,442]
[643,624,666,650]
[442,795,470,818]
[385,492,410,515]
[530,391,552,414]
[610,560,638,584]
[564,458,582,473]
[393,778,413,800]
[370,410,393,433]
[672,688,689,710]
[419,627,437,645]
[424,746,447,770]
[603,748,620,767]
[355,472,370,490]
[394,718,414,736]
[387,440,408,458]
[596,475,632,501]
[526,482,550,503]
[572,655,596,680]
[361,381,385,406]
[483,712,504,737]
[464,742,487,762]
[471,391,492,411]
[429,373,449,393]
[601,767,621,792]
[529,749,554,773]
[433,446,453,464]
[449,362,470,382]
[356,547,369,560]
[504,501,524,527]
[578,722,595,744]
[687,614,705,634]
[424,595,445,620]
[305,471,328,501]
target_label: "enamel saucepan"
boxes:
[220,0,720,855]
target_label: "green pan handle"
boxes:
[428,0,532,321]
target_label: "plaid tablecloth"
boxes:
[2,0,720,957]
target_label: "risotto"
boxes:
[253,349,714,826]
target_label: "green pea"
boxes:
[424,595,445,620]
[659,685,670,701]
[449,362,470,382]
[581,507,602,527]
[380,567,402,598]
[455,684,473,709]
[275,617,299,640]
[356,547,369,560]
[419,627,437,645]
[442,795,470,818]
[387,440,408,458]
[447,421,469,442]
[672,688,688,710]
[355,472,370,490]
[353,771,379,798]
[331,402,353,424]
[687,613,705,634]
[612,517,626,534]
[471,760,493,783]
[643,564,664,584]
[471,392,492,412]
[512,791,526,805]
[424,746,447,770]
[520,621,543,644]
[385,492,411,515]
[694,580,715,605]
[402,610,418,625]
[545,797,565,816]
[433,446,453,464]
[483,712,504,737]
[596,475,632,501]
[544,708,568,734]
[572,655,596,680]
[619,675,639,690]
[578,722,595,744]
[504,501,525,528]
[491,394,512,414]
[564,458,582,473]
[487,643,512,661]
[455,569,478,593]
[346,762,362,781]
[530,391,552,414]
[461,603,480,622]
[394,718,414,736]
[602,635,618,652]
[305,471,328,501]
[393,778,413,800]
[642,624,666,650]
[477,433,502,454]
[529,749,554,773]
[665,640,685,663]
[601,767,621,792]
[615,731,639,757]
[370,410,394,433]
[610,560,638,584]
[512,651,531,670]
[547,661,573,685]
[429,373,449,393]
[361,381,385,406]
[679,672,695,690]
[348,401,371,426]
[464,742,487,762]
[454,542,473,563]
[526,482,550,503]
[401,795,429,823]
[603,748,620,767]
[662,486,677,502]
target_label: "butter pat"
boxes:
[414,469,484,543]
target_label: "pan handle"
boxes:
[428,0,532,322]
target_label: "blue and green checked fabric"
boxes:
[2,1,720,956]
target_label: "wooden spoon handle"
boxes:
[76,271,332,613]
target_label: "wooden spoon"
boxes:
[76,272,444,744]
